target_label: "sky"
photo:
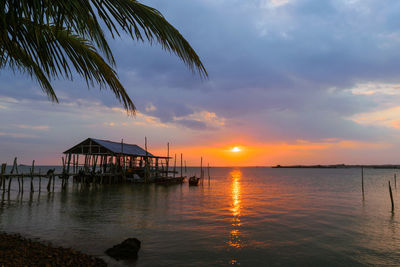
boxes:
[2,0,400,166]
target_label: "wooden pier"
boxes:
[0,138,212,193]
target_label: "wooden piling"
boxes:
[200,157,203,185]
[166,143,170,178]
[389,180,394,212]
[30,160,35,193]
[361,167,364,197]
[62,157,65,173]
[173,154,176,179]
[8,174,12,193]
[395,174,397,189]
[47,173,51,192]
[180,153,183,178]
[0,163,6,191]
[208,163,210,183]
[67,153,71,175]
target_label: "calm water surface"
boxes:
[1,167,400,266]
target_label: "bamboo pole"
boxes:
[7,173,12,193]
[30,160,34,193]
[389,180,394,212]
[208,163,210,183]
[11,158,21,192]
[180,153,183,178]
[76,154,79,173]
[145,137,148,182]
[67,153,71,175]
[47,172,51,192]
[361,167,364,197]
[200,157,203,185]
[166,143,170,178]
[0,163,5,191]
[173,154,176,179]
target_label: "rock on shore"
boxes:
[0,232,107,266]
[105,238,141,260]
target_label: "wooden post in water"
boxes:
[173,154,176,179]
[208,163,210,183]
[11,158,20,192]
[0,164,5,191]
[200,157,203,185]
[395,174,397,189]
[180,153,183,178]
[144,137,149,183]
[361,167,364,198]
[76,154,79,173]
[121,139,125,181]
[166,143,170,178]
[389,180,394,212]
[47,172,51,192]
[72,154,76,174]
[7,174,12,193]
[67,153,71,176]
[30,160,35,193]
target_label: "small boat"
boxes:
[189,176,200,186]
[155,176,186,185]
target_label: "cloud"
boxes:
[16,124,50,130]
[3,0,400,163]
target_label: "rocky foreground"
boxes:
[0,232,107,266]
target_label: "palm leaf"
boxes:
[0,0,207,113]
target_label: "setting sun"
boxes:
[232,146,241,152]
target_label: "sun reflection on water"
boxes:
[228,169,242,250]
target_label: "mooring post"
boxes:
[200,157,203,185]
[361,166,364,197]
[389,180,394,212]
[166,143,170,178]
[0,163,6,191]
[30,160,35,193]
[208,163,210,183]
[173,154,176,179]
[47,172,51,192]
[180,153,183,178]
[1,163,5,191]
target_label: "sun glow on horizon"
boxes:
[232,146,241,152]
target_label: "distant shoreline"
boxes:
[272,164,400,169]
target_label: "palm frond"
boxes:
[0,0,207,114]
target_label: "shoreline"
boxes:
[273,164,400,169]
[0,232,107,266]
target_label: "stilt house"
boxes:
[63,138,169,181]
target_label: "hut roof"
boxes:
[63,138,166,158]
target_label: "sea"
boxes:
[0,167,399,266]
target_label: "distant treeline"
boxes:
[273,164,400,169]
